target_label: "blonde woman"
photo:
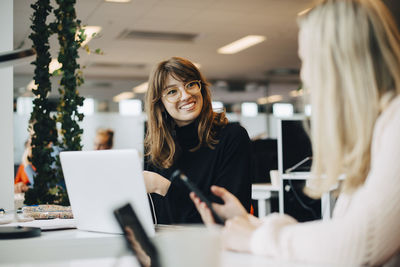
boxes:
[191,0,400,265]
[143,57,252,224]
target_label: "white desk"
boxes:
[251,183,279,218]
[0,228,289,267]
[0,229,128,264]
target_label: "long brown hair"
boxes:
[145,57,228,169]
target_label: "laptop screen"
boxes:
[278,119,312,174]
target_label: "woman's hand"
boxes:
[222,215,261,253]
[210,186,248,220]
[190,185,248,225]
[190,192,216,225]
[142,171,171,196]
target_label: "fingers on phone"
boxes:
[189,192,199,203]
[211,185,232,202]
[200,203,214,225]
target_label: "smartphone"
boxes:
[114,203,161,267]
[172,170,225,225]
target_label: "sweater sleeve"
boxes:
[213,124,252,211]
[250,100,400,266]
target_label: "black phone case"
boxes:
[113,203,161,267]
[179,174,225,225]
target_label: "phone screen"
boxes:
[114,203,161,267]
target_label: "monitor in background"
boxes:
[251,138,278,183]
[277,118,321,222]
[277,118,312,175]
[60,149,155,236]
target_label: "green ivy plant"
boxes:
[25,0,87,206]
[53,0,85,150]
[24,0,59,205]
[51,0,86,205]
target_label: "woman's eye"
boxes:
[186,82,195,88]
[167,89,178,95]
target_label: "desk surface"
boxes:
[0,228,308,267]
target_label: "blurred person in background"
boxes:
[14,138,35,193]
[94,128,114,150]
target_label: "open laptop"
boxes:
[60,149,155,236]
[277,118,312,179]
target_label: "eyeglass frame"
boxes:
[161,80,202,103]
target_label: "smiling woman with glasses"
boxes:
[142,56,252,224]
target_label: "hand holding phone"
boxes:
[172,170,225,225]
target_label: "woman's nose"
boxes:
[180,87,191,101]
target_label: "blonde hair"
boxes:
[299,0,400,197]
[144,57,227,169]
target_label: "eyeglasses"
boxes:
[161,80,201,103]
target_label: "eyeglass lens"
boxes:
[163,81,201,102]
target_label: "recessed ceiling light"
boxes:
[81,26,102,47]
[217,35,266,54]
[133,82,148,93]
[113,91,134,102]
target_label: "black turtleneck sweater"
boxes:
[146,121,252,224]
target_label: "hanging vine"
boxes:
[24,0,59,205]
[53,0,85,151]
[25,0,90,206]
[50,0,86,205]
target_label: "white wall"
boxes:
[0,0,14,211]
[14,112,274,163]
[227,113,269,139]
[80,114,146,155]
[14,113,146,164]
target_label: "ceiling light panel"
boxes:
[218,35,266,54]
[113,91,134,102]
[133,82,148,93]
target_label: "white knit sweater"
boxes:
[250,95,400,266]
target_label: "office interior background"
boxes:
[6,0,400,210]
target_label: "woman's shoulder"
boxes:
[219,123,250,142]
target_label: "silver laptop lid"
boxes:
[60,149,155,236]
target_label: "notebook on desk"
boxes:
[60,149,155,236]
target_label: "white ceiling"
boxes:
[12,0,400,103]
